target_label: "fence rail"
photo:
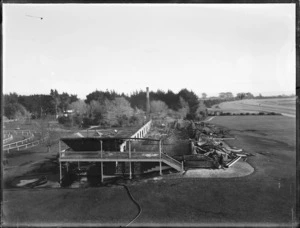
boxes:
[3,133,49,153]
[3,132,35,149]
[3,134,13,144]
[4,130,37,135]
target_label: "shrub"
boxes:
[258,112,265,115]
[58,116,72,127]
[240,113,244,115]
[245,113,249,115]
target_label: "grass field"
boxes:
[2,114,297,226]
[216,97,296,116]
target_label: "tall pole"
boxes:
[146,87,150,120]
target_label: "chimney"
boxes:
[146,87,150,117]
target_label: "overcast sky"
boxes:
[3,4,295,99]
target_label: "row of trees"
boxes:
[4,88,207,128]
[4,91,78,120]
[203,92,255,108]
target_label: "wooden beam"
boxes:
[59,158,163,162]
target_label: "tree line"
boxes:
[3,88,207,128]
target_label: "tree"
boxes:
[150,100,168,114]
[50,89,60,117]
[194,100,207,121]
[178,96,189,118]
[104,97,134,126]
[219,92,233,99]
[236,93,246,100]
[201,93,207,99]
[178,89,200,119]
[4,103,30,120]
[59,92,71,112]
[70,100,88,115]
[85,90,119,104]
[245,92,254,99]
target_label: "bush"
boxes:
[72,114,83,126]
[58,116,72,127]
[258,112,265,115]
[240,113,244,115]
[245,113,249,115]
[82,117,94,128]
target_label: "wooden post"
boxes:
[159,161,162,176]
[59,140,61,157]
[100,140,103,158]
[129,162,132,179]
[78,161,80,169]
[101,162,104,183]
[181,161,184,173]
[129,140,131,158]
[159,140,162,175]
[59,161,62,184]
[159,140,162,158]
[66,162,69,172]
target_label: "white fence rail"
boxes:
[3,134,13,144]
[3,132,35,148]
[3,132,49,153]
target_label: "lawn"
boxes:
[217,98,296,115]
[3,115,297,226]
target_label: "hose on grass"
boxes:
[117,183,142,227]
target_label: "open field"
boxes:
[215,97,296,116]
[2,114,297,226]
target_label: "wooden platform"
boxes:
[59,151,161,162]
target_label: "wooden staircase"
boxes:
[161,153,184,172]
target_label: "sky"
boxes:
[3,4,296,99]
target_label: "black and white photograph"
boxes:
[2,2,298,227]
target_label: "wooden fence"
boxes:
[3,131,49,153]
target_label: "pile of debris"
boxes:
[173,121,253,169]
